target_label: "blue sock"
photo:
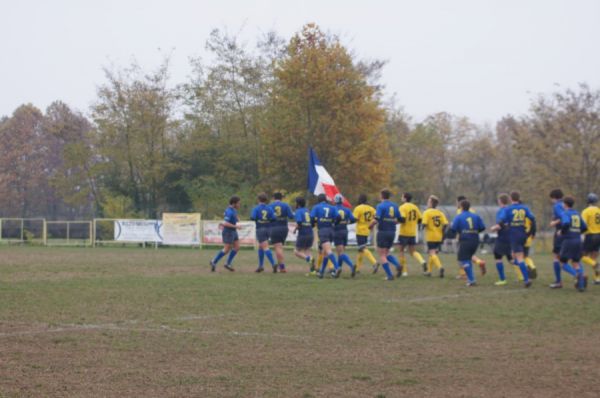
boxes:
[387,255,400,270]
[320,256,329,274]
[258,248,265,268]
[212,250,226,264]
[382,262,393,279]
[495,261,505,281]
[305,256,311,263]
[279,263,286,270]
[265,250,275,266]
[226,250,238,265]
[340,254,353,269]
[562,263,577,277]
[517,261,529,283]
[553,261,562,283]
[328,254,340,270]
[464,261,475,283]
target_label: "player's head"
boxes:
[460,200,470,212]
[402,192,412,203]
[358,194,368,205]
[229,195,241,208]
[317,193,327,203]
[295,196,306,209]
[380,189,391,200]
[497,193,509,206]
[456,195,466,207]
[563,196,575,209]
[509,191,520,203]
[428,195,439,208]
[549,189,564,203]
[334,194,344,205]
[257,193,268,204]
[273,192,283,200]
[587,193,598,204]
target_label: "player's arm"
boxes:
[370,206,382,229]
[581,217,588,234]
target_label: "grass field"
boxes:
[1,246,600,397]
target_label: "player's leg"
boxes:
[224,239,240,271]
[550,232,564,288]
[493,245,507,286]
[523,246,536,279]
[376,232,395,280]
[458,241,477,286]
[396,241,407,276]
[408,244,427,273]
[513,251,531,287]
[472,254,486,275]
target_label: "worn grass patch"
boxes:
[1,246,600,397]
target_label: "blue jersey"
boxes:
[310,202,340,229]
[495,207,510,243]
[451,211,485,242]
[375,200,401,232]
[250,203,275,229]
[223,206,238,231]
[561,209,587,239]
[295,207,313,236]
[269,200,294,227]
[501,203,536,235]
[553,200,564,230]
[334,204,356,231]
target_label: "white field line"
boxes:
[385,288,527,304]
[0,313,306,341]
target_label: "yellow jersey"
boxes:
[582,205,600,234]
[353,204,376,237]
[421,208,449,243]
[525,216,534,248]
[399,202,422,237]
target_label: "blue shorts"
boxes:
[427,242,442,251]
[510,233,527,254]
[318,228,335,244]
[296,234,314,249]
[397,235,416,246]
[334,230,348,246]
[458,240,479,262]
[222,229,239,244]
[356,235,369,249]
[270,226,288,245]
[256,227,270,243]
[553,232,563,255]
[583,234,600,253]
[377,230,396,249]
[560,238,582,262]
[494,240,513,260]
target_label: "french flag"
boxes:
[307,148,351,207]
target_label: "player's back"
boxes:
[353,204,376,236]
[582,206,600,234]
[376,200,400,231]
[399,202,421,237]
[422,208,448,242]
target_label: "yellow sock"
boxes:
[412,251,425,264]
[431,254,442,270]
[327,260,334,270]
[582,256,596,267]
[426,257,433,273]
[317,252,324,269]
[400,256,407,274]
[364,249,377,265]
[513,265,523,281]
[525,257,535,269]
[474,258,484,266]
[357,252,364,271]
[458,266,466,276]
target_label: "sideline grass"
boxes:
[1,246,600,397]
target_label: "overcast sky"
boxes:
[2,0,599,123]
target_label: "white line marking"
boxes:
[384,288,526,304]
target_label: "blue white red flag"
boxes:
[307,148,351,207]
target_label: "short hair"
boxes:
[381,189,391,200]
[549,189,564,200]
[457,195,467,202]
[295,196,306,208]
[498,193,510,205]
[229,195,241,205]
[429,195,439,208]
[317,193,327,203]
[510,191,520,202]
[258,193,268,203]
[564,196,575,208]
[460,200,470,211]
[587,193,598,204]
[273,192,283,200]
[358,194,367,205]
[403,192,412,202]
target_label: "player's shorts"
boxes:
[457,240,479,262]
[334,230,348,246]
[377,230,396,249]
[552,231,563,255]
[222,229,239,244]
[560,238,582,262]
[427,242,442,251]
[524,246,530,257]
[296,234,314,250]
[255,227,270,243]
[583,234,600,253]
[494,240,513,260]
[356,235,369,249]
[318,228,335,244]
[269,226,288,245]
[510,232,527,254]
[397,235,416,246]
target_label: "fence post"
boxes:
[88,221,92,247]
[43,219,47,246]
[20,218,24,243]
[0,218,3,244]
[67,222,70,245]
[92,219,96,248]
